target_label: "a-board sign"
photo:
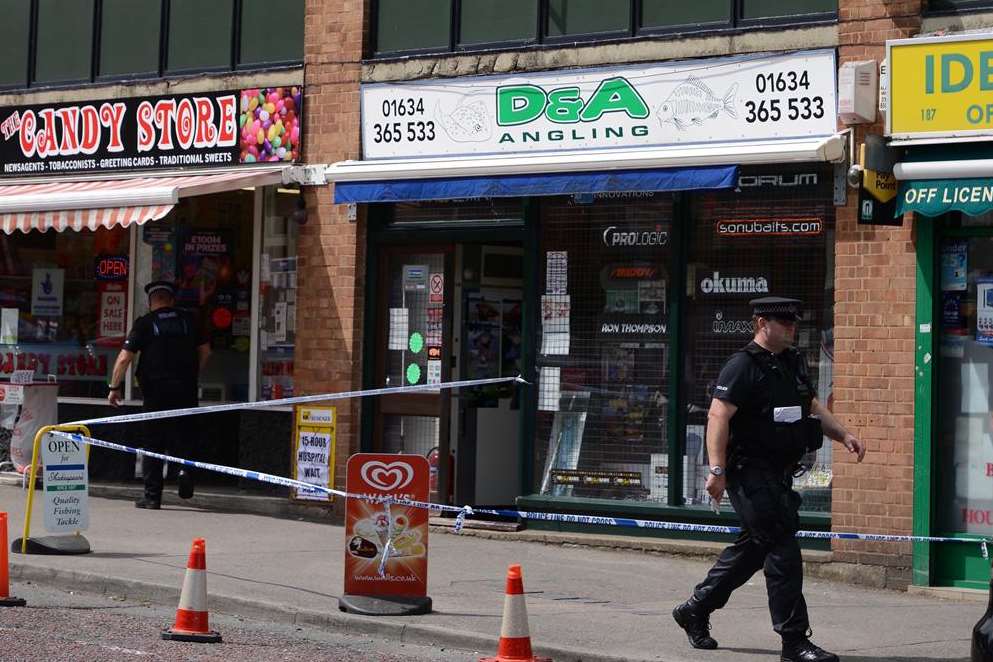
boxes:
[344,453,429,597]
[291,406,335,502]
[42,433,89,532]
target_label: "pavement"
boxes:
[0,484,986,662]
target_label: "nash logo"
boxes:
[497,77,650,126]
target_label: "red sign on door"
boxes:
[344,453,430,597]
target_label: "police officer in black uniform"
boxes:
[107,281,210,509]
[672,297,866,662]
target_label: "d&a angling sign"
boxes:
[343,453,429,599]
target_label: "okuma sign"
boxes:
[360,49,837,159]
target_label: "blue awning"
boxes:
[333,165,738,203]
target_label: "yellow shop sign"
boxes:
[888,33,993,138]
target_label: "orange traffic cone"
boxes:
[0,512,26,607]
[161,538,221,643]
[480,564,551,662]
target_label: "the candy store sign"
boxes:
[0,86,303,177]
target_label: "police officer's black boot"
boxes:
[672,599,718,649]
[780,635,839,662]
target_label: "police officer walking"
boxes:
[107,281,210,509]
[673,297,866,662]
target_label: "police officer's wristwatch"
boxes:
[709,465,725,477]
[107,383,122,391]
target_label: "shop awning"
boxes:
[328,134,845,203]
[0,166,286,234]
[896,177,993,217]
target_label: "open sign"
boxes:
[95,256,128,281]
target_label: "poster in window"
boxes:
[176,229,233,310]
[942,240,968,291]
[31,268,64,317]
[977,278,993,347]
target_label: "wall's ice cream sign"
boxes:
[360,49,836,160]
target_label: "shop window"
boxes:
[385,199,524,227]
[239,0,304,67]
[99,0,161,78]
[375,0,452,55]
[926,0,993,11]
[459,0,538,47]
[546,0,630,37]
[640,1,731,31]
[33,0,94,85]
[258,188,299,401]
[133,190,254,402]
[166,0,234,73]
[683,165,836,512]
[740,0,836,20]
[535,195,673,503]
[0,0,31,89]
[0,226,131,398]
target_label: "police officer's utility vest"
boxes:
[732,344,823,467]
[136,308,198,386]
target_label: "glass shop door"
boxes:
[935,232,993,589]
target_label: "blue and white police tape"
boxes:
[69,375,527,427]
[50,430,993,563]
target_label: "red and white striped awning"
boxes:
[0,167,286,234]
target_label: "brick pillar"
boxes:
[833,0,922,587]
[298,0,368,508]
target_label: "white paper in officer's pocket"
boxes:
[773,406,802,423]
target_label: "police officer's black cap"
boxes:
[144,280,177,297]
[750,296,803,321]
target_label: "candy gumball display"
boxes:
[238,87,301,164]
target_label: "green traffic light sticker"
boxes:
[409,332,424,354]
[406,363,421,384]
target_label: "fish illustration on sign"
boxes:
[656,78,738,131]
[437,100,491,142]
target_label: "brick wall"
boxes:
[832,0,923,586]
[298,0,368,510]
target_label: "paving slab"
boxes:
[0,485,983,661]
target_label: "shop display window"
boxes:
[33,0,94,85]
[546,0,629,36]
[133,190,254,402]
[459,0,538,46]
[375,0,452,55]
[258,188,299,400]
[535,195,673,502]
[99,0,162,79]
[166,0,235,73]
[0,0,31,89]
[684,165,836,512]
[0,225,131,398]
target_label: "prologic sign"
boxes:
[888,33,993,138]
[360,49,837,159]
[0,86,303,176]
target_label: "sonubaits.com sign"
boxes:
[361,49,836,159]
[0,86,303,176]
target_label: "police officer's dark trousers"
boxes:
[690,462,810,638]
[141,379,198,502]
